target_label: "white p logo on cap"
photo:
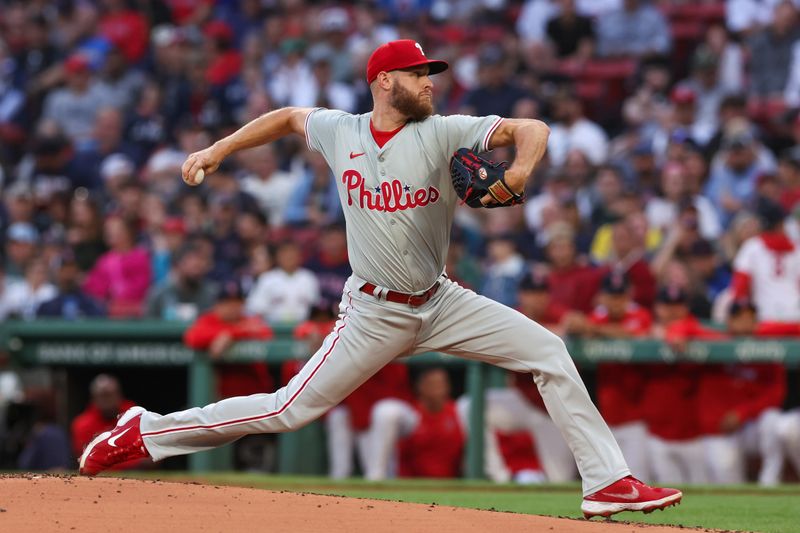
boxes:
[415,42,425,56]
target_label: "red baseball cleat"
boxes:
[79,406,150,476]
[581,476,682,519]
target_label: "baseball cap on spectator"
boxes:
[688,239,714,257]
[729,298,757,316]
[146,150,185,175]
[54,248,78,269]
[366,40,448,84]
[601,271,629,295]
[479,44,505,66]
[670,86,696,105]
[101,154,135,181]
[64,54,91,75]
[319,7,350,32]
[7,222,39,244]
[691,46,718,71]
[218,278,245,301]
[542,221,575,245]
[163,217,186,235]
[152,25,181,47]
[31,132,70,156]
[722,130,755,150]
[756,196,786,229]
[632,141,653,157]
[656,285,688,305]
[280,38,306,56]
[204,20,234,45]
[5,182,33,201]
[519,271,549,292]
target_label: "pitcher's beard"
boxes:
[390,83,434,122]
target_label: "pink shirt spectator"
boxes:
[83,247,152,318]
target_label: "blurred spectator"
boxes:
[524,171,576,234]
[268,38,315,108]
[642,286,712,484]
[587,272,652,479]
[284,151,342,227]
[72,107,142,190]
[83,215,152,317]
[516,270,585,336]
[97,45,146,115]
[595,0,671,58]
[542,222,603,313]
[247,240,320,323]
[98,0,150,65]
[207,192,247,281]
[705,24,745,92]
[460,45,526,118]
[777,147,800,213]
[646,163,721,240]
[184,278,274,400]
[0,40,26,163]
[366,367,464,480]
[674,46,736,145]
[748,1,800,100]
[686,239,732,304]
[41,54,114,144]
[4,222,39,280]
[16,390,71,471]
[547,87,608,167]
[546,0,595,61]
[239,145,297,226]
[3,258,57,320]
[308,7,354,83]
[145,243,217,321]
[36,250,105,319]
[705,128,773,226]
[305,224,351,313]
[731,198,800,321]
[604,214,657,309]
[66,192,107,272]
[726,0,795,34]
[71,374,136,459]
[480,234,526,308]
[16,130,81,209]
[203,20,242,88]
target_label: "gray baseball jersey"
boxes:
[305,109,502,293]
[138,110,631,496]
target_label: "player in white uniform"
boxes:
[79,40,681,518]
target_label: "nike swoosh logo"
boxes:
[605,486,639,500]
[349,152,365,159]
[108,427,132,448]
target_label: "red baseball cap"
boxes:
[670,86,696,105]
[366,40,448,84]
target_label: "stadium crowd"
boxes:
[2,0,800,483]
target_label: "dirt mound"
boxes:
[0,475,691,532]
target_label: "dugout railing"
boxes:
[4,319,800,477]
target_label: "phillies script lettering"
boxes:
[342,170,440,212]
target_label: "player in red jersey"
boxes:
[588,272,653,479]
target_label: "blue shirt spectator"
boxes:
[596,0,671,57]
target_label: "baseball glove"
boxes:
[449,148,525,208]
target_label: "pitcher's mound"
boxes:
[0,475,689,532]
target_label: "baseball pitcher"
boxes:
[80,40,681,519]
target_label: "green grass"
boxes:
[123,473,800,533]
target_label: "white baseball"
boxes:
[186,168,204,186]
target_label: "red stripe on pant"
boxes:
[140,319,349,438]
